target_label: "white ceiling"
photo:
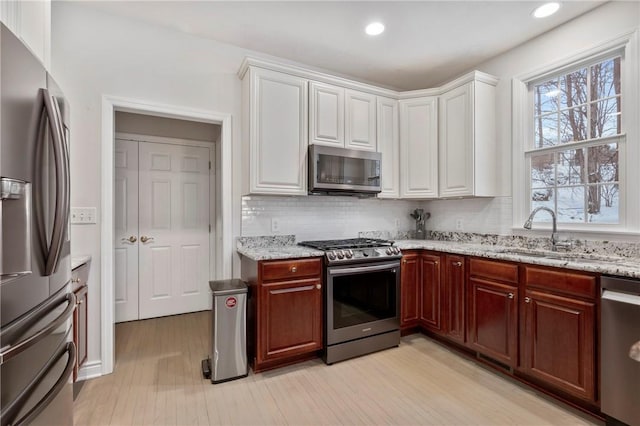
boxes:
[79,1,606,90]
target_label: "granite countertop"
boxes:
[237,236,640,279]
[72,255,92,270]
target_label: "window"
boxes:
[526,56,623,225]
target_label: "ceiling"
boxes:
[79,1,606,90]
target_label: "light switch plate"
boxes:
[71,207,97,224]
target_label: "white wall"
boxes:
[425,1,640,238]
[115,111,221,142]
[242,196,422,241]
[51,2,252,367]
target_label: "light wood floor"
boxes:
[74,312,599,425]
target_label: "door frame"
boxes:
[101,95,233,375]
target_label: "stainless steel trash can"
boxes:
[201,279,248,383]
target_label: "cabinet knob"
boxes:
[402,259,407,264]
[316,284,321,290]
[508,292,514,299]
[72,277,81,284]
[291,266,297,273]
[453,261,462,267]
[525,297,531,303]
[78,299,84,305]
[435,261,439,265]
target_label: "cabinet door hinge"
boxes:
[209,161,211,170]
[209,224,211,233]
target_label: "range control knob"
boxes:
[385,248,393,255]
[337,250,345,259]
[345,250,353,259]
[393,247,400,254]
[327,251,337,260]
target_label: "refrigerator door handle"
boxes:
[0,292,76,365]
[40,88,67,277]
[0,341,76,426]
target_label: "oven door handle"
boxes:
[329,262,400,276]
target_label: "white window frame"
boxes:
[512,30,640,236]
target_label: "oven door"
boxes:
[326,260,400,345]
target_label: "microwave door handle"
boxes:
[41,89,66,276]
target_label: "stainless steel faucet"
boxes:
[523,207,571,251]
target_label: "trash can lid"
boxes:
[209,279,248,296]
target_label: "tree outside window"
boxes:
[529,56,621,224]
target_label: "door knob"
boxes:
[140,236,154,243]
[121,236,137,243]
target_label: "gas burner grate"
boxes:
[298,238,394,251]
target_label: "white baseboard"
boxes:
[77,360,103,381]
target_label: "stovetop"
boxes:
[298,238,401,264]
[298,238,394,251]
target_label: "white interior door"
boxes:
[137,142,211,319]
[114,139,140,323]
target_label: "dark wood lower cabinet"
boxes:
[467,277,517,367]
[243,256,324,372]
[520,289,596,402]
[443,255,465,344]
[259,278,323,362]
[400,252,420,329]
[419,253,442,331]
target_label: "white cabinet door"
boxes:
[345,89,377,152]
[438,79,497,198]
[309,81,344,147]
[439,82,474,197]
[248,68,308,195]
[1,0,50,68]
[137,142,211,319]
[399,97,438,198]
[114,139,139,323]
[377,96,399,198]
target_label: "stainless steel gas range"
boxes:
[298,238,401,364]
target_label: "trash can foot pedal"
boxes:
[201,358,211,379]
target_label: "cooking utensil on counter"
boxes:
[410,209,430,239]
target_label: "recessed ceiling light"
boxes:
[365,22,385,36]
[533,2,560,18]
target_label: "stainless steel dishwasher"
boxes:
[601,276,640,426]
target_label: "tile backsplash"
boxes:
[241,196,422,241]
[423,196,513,235]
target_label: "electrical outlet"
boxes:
[455,218,464,231]
[71,207,97,224]
[271,218,280,234]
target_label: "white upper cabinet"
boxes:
[242,67,308,195]
[309,82,377,151]
[345,89,377,151]
[309,81,344,147]
[438,76,497,198]
[376,96,399,198]
[1,0,51,69]
[399,97,439,199]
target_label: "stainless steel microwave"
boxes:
[308,144,381,195]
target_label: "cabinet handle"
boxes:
[508,292,514,299]
[435,261,439,265]
[71,278,81,284]
[453,261,462,267]
[402,260,407,264]
[525,297,531,303]
[78,299,84,305]
[316,284,321,290]
[290,266,297,273]
[270,285,313,295]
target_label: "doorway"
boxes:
[114,124,215,322]
[100,96,233,377]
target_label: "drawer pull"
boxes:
[508,292,514,299]
[316,284,321,290]
[291,266,297,273]
[525,297,531,303]
[72,278,81,284]
[453,261,462,267]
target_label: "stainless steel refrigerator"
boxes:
[1,23,74,426]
